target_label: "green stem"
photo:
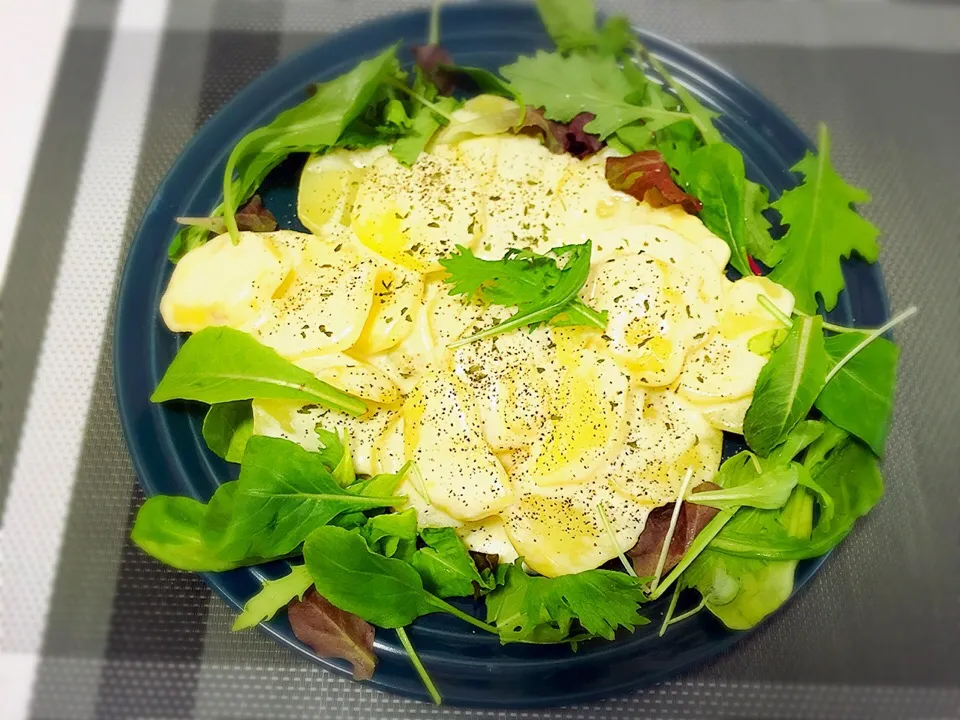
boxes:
[667,598,706,626]
[395,627,442,705]
[650,510,735,600]
[596,502,637,577]
[823,306,917,385]
[757,295,793,329]
[562,299,608,329]
[425,595,499,634]
[649,467,694,595]
[427,0,441,46]
[658,584,681,638]
[387,79,456,123]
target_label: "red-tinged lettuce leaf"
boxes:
[288,588,377,681]
[627,482,720,577]
[176,195,277,237]
[233,194,278,232]
[606,151,702,213]
[412,44,455,95]
[518,107,603,159]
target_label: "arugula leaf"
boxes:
[412,527,492,598]
[314,427,346,474]
[500,52,690,139]
[152,327,366,417]
[202,402,253,464]
[130,496,249,572]
[769,125,880,313]
[222,46,401,238]
[682,143,751,277]
[346,462,412,498]
[437,65,521,100]
[390,95,458,166]
[534,0,632,57]
[361,509,418,559]
[439,241,605,347]
[743,180,782,268]
[486,561,648,643]
[534,0,599,53]
[815,333,899,456]
[232,564,313,631]
[303,526,496,632]
[217,437,401,562]
[743,315,828,456]
[288,588,377,681]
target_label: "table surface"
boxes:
[2,1,959,719]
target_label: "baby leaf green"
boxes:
[684,487,812,630]
[499,51,690,139]
[151,327,366,416]
[683,143,751,277]
[222,45,401,238]
[202,401,253,463]
[131,496,248,572]
[217,436,401,563]
[361,509,418,559]
[769,125,880,313]
[303,526,436,628]
[815,333,899,456]
[412,527,492,598]
[232,564,313,631]
[743,315,828,456]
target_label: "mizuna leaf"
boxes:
[233,564,313,631]
[500,51,691,139]
[288,587,378,681]
[769,125,880,313]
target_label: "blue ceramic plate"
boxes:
[114,2,890,708]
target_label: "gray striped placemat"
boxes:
[2,1,959,718]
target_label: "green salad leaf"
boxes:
[684,487,812,630]
[815,333,899,456]
[216,436,402,562]
[486,561,649,643]
[683,143,752,277]
[151,327,366,416]
[688,462,799,511]
[232,564,313,631]
[534,0,601,53]
[440,241,606,346]
[769,125,880,313]
[710,429,883,561]
[361,509,418,559]
[412,527,493,598]
[222,46,402,239]
[130,496,248,573]
[202,401,253,463]
[303,526,496,632]
[743,315,828,456]
[500,51,690,139]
